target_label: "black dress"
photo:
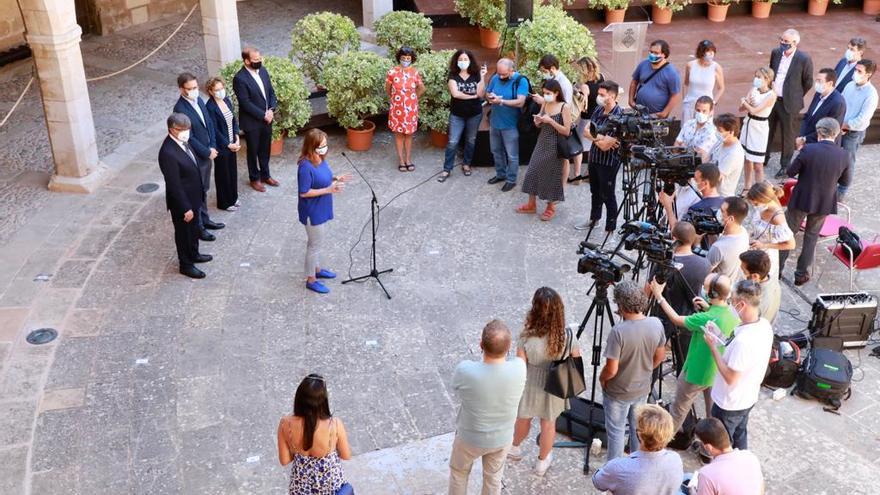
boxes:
[521,111,565,202]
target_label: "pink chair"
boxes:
[828,236,880,291]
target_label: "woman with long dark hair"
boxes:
[438,49,487,182]
[508,287,581,476]
[277,374,352,494]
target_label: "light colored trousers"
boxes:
[304,221,324,277]
[669,374,712,434]
[448,435,510,495]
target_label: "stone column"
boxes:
[18,0,105,192]
[201,0,241,76]
[362,0,393,30]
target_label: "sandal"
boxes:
[406,163,415,172]
[462,165,472,176]
[540,204,556,222]
[398,164,407,172]
[437,171,451,183]
[516,203,537,214]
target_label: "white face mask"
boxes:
[542,71,553,80]
[215,89,226,99]
[853,72,867,85]
[543,94,555,103]
[704,52,715,62]
[316,145,328,155]
[715,209,727,225]
[753,77,764,89]
[596,95,607,107]
[695,112,710,124]
[186,89,199,101]
[814,81,826,94]
[845,49,859,62]
[177,130,190,142]
[457,60,469,70]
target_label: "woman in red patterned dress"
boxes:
[385,47,425,172]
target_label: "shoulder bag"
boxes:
[544,327,586,399]
[634,62,668,99]
[556,103,583,159]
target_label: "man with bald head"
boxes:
[766,28,814,178]
[449,319,526,494]
[485,58,528,192]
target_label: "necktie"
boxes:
[183,143,197,164]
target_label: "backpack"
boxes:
[763,336,802,389]
[794,348,853,411]
[664,403,697,451]
[837,226,862,260]
[513,75,541,135]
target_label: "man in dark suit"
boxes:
[834,37,867,93]
[766,29,813,178]
[796,68,846,148]
[232,47,278,192]
[779,117,852,286]
[158,113,213,279]
[173,73,225,241]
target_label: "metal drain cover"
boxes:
[136,183,159,193]
[26,328,58,345]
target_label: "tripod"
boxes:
[340,152,393,299]
[554,279,616,474]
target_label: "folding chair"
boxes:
[827,235,880,291]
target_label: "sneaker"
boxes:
[574,219,598,231]
[316,269,337,279]
[507,445,523,461]
[535,453,553,476]
[306,280,329,294]
[225,205,238,211]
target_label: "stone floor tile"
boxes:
[0,308,28,342]
[50,260,96,289]
[0,401,37,447]
[39,388,85,413]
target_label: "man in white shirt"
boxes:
[232,46,279,192]
[703,280,773,450]
[707,197,750,283]
[839,59,879,196]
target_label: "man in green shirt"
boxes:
[650,273,739,434]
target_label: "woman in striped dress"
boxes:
[206,76,242,211]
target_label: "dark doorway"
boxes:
[75,0,100,35]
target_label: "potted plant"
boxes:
[653,0,689,23]
[415,50,455,148]
[220,56,311,156]
[373,11,434,55]
[454,0,505,48]
[324,51,392,151]
[807,0,840,15]
[290,12,360,89]
[588,0,630,24]
[706,0,738,21]
[751,0,776,18]
[512,5,597,85]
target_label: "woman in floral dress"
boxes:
[385,46,425,172]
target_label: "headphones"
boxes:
[707,273,722,300]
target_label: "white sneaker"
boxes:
[507,445,523,461]
[535,452,553,476]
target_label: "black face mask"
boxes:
[250,61,262,70]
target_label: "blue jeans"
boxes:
[711,404,752,450]
[603,394,646,462]
[444,113,481,172]
[839,129,865,196]
[490,127,519,183]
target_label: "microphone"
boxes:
[340,151,377,201]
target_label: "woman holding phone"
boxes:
[516,79,572,221]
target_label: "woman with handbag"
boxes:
[277,374,353,495]
[516,80,574,221]
[508,287,582,476]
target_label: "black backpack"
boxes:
[513,75,540,135]
[837,226,862,260]
[763,336,802,389]
[663,403,697,451]
[794,348,853,410]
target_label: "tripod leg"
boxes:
[375,273,392,300]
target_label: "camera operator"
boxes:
[707,197,750,283]
[646,221,710,371]
[600,281,667,462]
[577,81,624,233]
[739,250,781,323]
[661,163,723,230]
[649,274,739,435]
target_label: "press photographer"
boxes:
[660,163,723,230]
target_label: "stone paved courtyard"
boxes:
[2,1,880,494]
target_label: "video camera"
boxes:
[577,243,630,285]
[688,207,724,235]
[619,222,678,284]
[630,146,702,187]
[589,105,670,145]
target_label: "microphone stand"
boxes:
[340,151,393,299]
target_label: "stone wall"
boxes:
[94,0,191,35]
[0,0,25,53]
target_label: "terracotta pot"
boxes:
[865,0,880,14]
[479,27,501,49]
[652,5,673,23]
[346,120,376,151]
[751,1,772,17]
[605,8,626,24]
[429,129,449,148]
[807,0,828,15]
[270,131,286,156]
[707,2,730,21]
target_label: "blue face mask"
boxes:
[648,53,662,64]
[779,42,792,52]
[401,60,412,68]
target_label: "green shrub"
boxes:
[654,0,690,11]
[415,50,456,133]
[512,6,597,85]
[587,0,630,9]
[219,56,311,141]
[324,51,392,130]
[374,11,433,55]
[290,12,360,87]
[453,0,505,33]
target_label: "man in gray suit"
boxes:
[766,29,814,178]
[779,118,852,286]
